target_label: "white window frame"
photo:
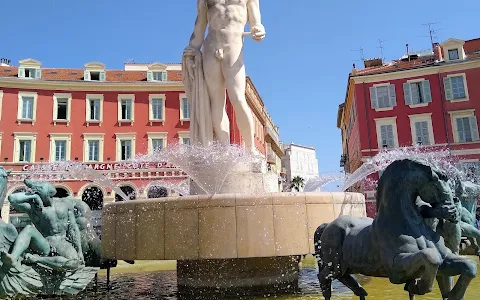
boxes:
[448,49,460,61]
[404,78,432,108]
[146,62,168,82]
[370,83,397,112]
[178,131,190,145]
[83,133,104,162]
[147,132,168,153]
[448,109,479,143]
[117,94,135,126]
[179,93,190,125]
[17,91,38,125]
[442,39,466,62]
[52,93,72,126]
[444,73,469,102]
[374,117,398,149]
[85,94,104,126]
[49,133,72,162]
[408,113,435,146]
[84,62,106,82]
[18,59,42,79]
[115,133,136,161]
[13,132,37,163]
[148,94,166,126]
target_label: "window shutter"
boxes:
[388,84,397,107]
[415,122,422,144]
[469,116,479,141]
[457,118,465,142]
[422,80,432,103]
[94,100,100,120]
[443,77,453,100]
[35,68,42,79]
[162,71,167,81]
[147,71,153,82]
[99,71,106,82]
[387,125,395,147]
[18,67,25,78]
[421,121,430,145]
[25,141,31,162]
[369,87,378,109]
[84,70,90,81]
[403,83,412,105]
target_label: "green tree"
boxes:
[290,176,305,192]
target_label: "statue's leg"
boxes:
[439,254,477,300]
[4,225,49,266]
[461,223,480,256]
[317,266,332,300]
[436,273,453,299]
[222,47,255,152]
[26,255,81,271]
[338,274,368,299]
[390,249,442,295]
[203,49,230,144]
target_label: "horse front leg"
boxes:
[390,249,443,296]
[338,274,368,300]
[436,273,453,300]
[438,254,477,300]
[461,222,480,257]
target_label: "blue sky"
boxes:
[2,0,480,173]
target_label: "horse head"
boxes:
[377,159,454,219]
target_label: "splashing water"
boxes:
[148,179,190,196]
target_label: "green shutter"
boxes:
[162,71,167,81]
[369,87,378,109]
[35,68,42,79]
[99,71,106,82]
[403,82,412,105]
[457,118,465,142]
[388,84,397,107]
[422,80,432,103]
[147,71,153,82]
[18,67,25,78]
[470,116,479,141]
[84,70,90,81]
[443,77,453,100]
[415,122,422,144]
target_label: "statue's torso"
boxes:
[205,0,248,46]
[30,199,70,238]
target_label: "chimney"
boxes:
[433,43,443,61]
[364,58,383,68]
[0,58,11,66]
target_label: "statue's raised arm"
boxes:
[8,192,43,213]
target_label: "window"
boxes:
[49,134,71,162]
[85,94,104,125]
[117,95,135,124]
[0,91,3,121]
[414,121,430,145]
[17,92,37,124]
[369,84,397,110]
[53,93,71,125]
[13,133,37,163]
[153,72,166,81]
[178,132,190,145]
[374,117,398,149]
[149,94,166,125]
[444,74,468,101]
[449,110,479,143]
[409,114,434,146]
[179,94,190,124]
[21,97,33,119]
[146,63,168,82]
[18,59,42,79]
[403,80,432,106]
[55,141,67,161]
[84,62,106,82]
[183,138,191,145]
[83,134,104,162]
[147,132,167,153]
[115,133,136,161]
[448,49,459,60]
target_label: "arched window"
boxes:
[54,187,70,198]
[115,185,136,202]
[82,186,104,211]
[147,186,168,198]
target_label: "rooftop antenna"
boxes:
[377,39,386,61]
[421,22,443,49]
[350,47,365,63]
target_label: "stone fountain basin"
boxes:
[101,192,366,260]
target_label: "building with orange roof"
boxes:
[337,37,480,217]
[0,58,282,232]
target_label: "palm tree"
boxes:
[290,176,305,192]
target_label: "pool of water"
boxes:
[24,258,480,300]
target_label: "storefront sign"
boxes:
[22,162,175,172]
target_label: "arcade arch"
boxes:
[115,182,138,202]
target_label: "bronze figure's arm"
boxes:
[8,192,43,213]
[67,205,85,264]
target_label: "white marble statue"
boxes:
[182,0,266,152]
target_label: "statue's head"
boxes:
[24,179,56,202]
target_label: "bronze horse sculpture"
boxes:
[314,159,477,300]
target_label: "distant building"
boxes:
[281,143,319,190]
[337,37,480,217]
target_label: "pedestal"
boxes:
[177,257,300,297]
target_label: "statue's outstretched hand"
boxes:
[251,24,266,42]
[438,203,459,223]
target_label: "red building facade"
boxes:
[338,37,480,217]
[0,59,268,227]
